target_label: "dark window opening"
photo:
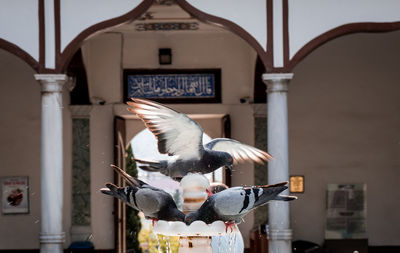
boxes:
[67,49,91,105]
[253,56,267,103]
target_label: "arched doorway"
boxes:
[67,0,262,249]
[114,113,230,252]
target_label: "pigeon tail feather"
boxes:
[134,158,166,173]
[139,165,161,172]
[253,185,288,208]
[274,195,298,201]
[102,183,138,207]
[259,181,288,189]
[103,183,119,196]
[110,164,145,187]
[100,187,113,196]
[134,158,161,166]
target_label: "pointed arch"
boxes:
[175,0,271,71]
[287,22,400,72]
[0,38,40,73]
[57,0,155,73]
[57,0,270,73]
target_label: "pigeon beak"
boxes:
[206,188,213,197]
[184,217,191,225]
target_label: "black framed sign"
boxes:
[123,69,221,103]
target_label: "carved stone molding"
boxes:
[69,105,92,118]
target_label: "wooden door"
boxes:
[114,118,127,253]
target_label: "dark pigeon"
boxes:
[184,181,297,226]
[127,98,272,180]
[100,165,185,222]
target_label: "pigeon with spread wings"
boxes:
[100,165,185,222]
[127,98,272,180]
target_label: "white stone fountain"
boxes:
[152,173,240,253]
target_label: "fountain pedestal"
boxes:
[179,236,212,253]
[153,220,239,253]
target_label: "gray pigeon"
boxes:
[100,165,185,222]
[184,181,297,226]
[127,98,272,180]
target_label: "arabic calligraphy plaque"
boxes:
[124,69,221,103]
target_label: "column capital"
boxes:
[34,74,68,93]
[262,73,293,93]
[262,73,294,82]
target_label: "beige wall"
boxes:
[122,31,256,105]
[0,49,73,249]
[82,31,257,105]
[289,31,400,246]
[90,105,115,249]
[0,49,41,249]
[82,33,123,104]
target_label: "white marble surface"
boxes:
[153,220,239,237]
[263,73,293,253]
[35,74,67,253]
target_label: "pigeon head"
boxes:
[220,152,234,169]
[204,151,234,172]
[184,211,199,225]
[209,182,229,194]
[166,209,186,222]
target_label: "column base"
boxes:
[268,229,293,253]
[40,232,65,253]
[267,229,292,240]
[39,232,65,244]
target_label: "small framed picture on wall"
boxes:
[290,175,305,193]
[1,176,29,214]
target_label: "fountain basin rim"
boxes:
[152,220,239,236]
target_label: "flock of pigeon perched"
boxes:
[100,98,297,229]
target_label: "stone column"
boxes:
[34,74,68,253]
[262,73,293,253]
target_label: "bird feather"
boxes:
[127,99,204,159]
[205,138,272,164]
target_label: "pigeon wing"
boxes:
[213,187,250,216]
[205,138,272,164]
[214,186,266,216]
[135,188,162,216]
[127,98,204,159]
